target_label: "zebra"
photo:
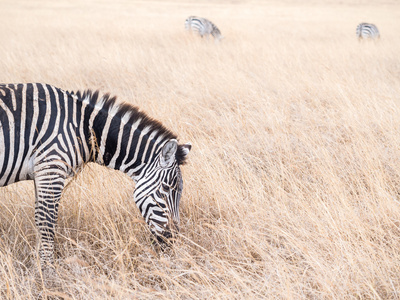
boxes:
[356,23,380,40]
[185,16,223,40]
[0,83,191,270]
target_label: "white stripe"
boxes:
[61,92,74,167]
[9,85,16,111]
[72,93,77,127]
[58,133,68,152]
[78,95,90,160]
[30,84,39,145]
[69,123,84,167]
[98,115,113,163]
[122,125,150,172]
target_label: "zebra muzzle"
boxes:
[152,222,180,245]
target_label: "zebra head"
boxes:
[133,139,191,242]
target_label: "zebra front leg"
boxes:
[33,172,66,270]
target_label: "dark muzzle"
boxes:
[152,222,180,246]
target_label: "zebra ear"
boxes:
[161,139,178,168]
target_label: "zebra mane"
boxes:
[176,144,189,165]
[68,89,188,165]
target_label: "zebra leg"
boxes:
[33,171,66,270]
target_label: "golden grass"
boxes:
[0,0,400,298]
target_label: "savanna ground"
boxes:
[0,0,399,298]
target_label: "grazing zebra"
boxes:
[0,83,191,269]
[185,16,223,40]
[356,23,380,40]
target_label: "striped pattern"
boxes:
[356,23,380,40]
[185,16,223,40]
[0,83,191,268]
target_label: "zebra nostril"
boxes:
[151,223,180,246]
[163,230,173,239]
[152,230,173,247]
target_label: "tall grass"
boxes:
[0,0,399,298]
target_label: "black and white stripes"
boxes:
[356,23,380,40]
[0,83,191,268]
[185,16,223,41]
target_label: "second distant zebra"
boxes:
[356,23,380,40]
[185,16,223,41]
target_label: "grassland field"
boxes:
[0,0,400,298]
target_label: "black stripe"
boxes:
[0,106,10,180]
[104,116,120,165]
[5,84,25,185]
[32,83,47,145]
[144,140,156,163]
[39,84,58,146]
[114,123,133,169]
[92,110,107,162]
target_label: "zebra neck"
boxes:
[75,90,176,179]
[86,103,167,180]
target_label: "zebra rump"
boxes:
[356,23,380,40]
[185,16,223,40]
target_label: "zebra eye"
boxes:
[161,183,169,192]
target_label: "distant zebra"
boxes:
[185,16,223,40]
[0,83,191,270]
[356,23,380,40]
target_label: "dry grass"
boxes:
[0,0,400,298]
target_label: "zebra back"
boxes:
[185,16,223,40]
[356,23,380,40]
